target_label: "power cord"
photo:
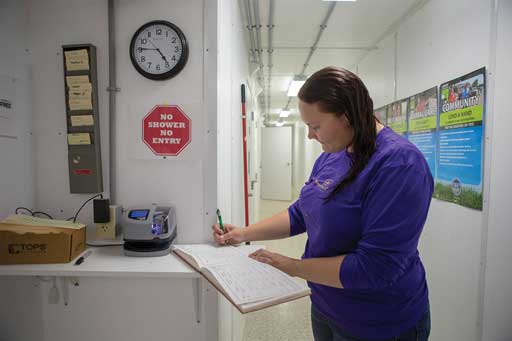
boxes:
[15,207,34,215]
[14,193,103,224]
[70,193,103,223]
[32,211,53,219]
[15,194,124,247]
[14,207,53,219]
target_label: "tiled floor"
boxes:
[243,198,313,341]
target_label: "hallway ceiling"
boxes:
[240,0,426,123]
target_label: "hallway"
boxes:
[243,198,312,341]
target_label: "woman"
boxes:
[212,66,432,341]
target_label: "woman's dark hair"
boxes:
[298,66,377,199]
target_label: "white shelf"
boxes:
[0,246,199,278]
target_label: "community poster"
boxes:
[386,99,408,136]
[407,87,438,178]
[374,105,387,125]
[434,67,485,210]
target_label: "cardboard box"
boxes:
[0,215,86,265]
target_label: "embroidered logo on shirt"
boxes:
[314,178,334,191]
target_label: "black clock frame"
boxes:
[129,20,189,81]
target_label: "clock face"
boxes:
[130,20,188,80]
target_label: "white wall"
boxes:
[0,0,220,340]
[358,33,395,108]
[481,0,512,339]
[0,275,218,341]
[249,75,263,222]
[0,0,34,219]
[26,0,110,226]
[217,0,252,339]
[217,1,250,229]
[114,0,217,244]
[246,82,258,223]
[396,3,488,339]
[24,0,217,244]
[357,0,512,340]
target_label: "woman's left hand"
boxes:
[249,249,299,277]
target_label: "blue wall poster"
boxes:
[407,86,438,179]
[434,67,486,210]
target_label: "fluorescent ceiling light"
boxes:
[280,109,290,118]
[287,75,307,97]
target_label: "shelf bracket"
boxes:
[192,278,202,324]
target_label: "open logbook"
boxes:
[172,244,310,314]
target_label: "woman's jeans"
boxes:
[311,304,431,341]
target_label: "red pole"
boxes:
[241,84,249,227]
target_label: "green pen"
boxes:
[216,209,225,233]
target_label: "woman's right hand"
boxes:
[212,223,246,245]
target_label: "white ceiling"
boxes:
[240,0,423,121]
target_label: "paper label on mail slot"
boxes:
[64,49,88,59]
[67,133,91,145]
[70,115,94,126]
[65,51,90,71]
[66,75,89,86]
[68,89,92,100]
[68,98,92,111]
[69,82,92,91]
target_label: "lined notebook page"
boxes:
[172,244,263,268]
[206,258,307,305]
[173,244,308,305]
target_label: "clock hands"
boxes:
[130,21,187,80]
[147,39,169,63]
[138,47,158,52]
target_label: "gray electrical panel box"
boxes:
[62,44,103,193]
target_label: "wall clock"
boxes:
[130,20,188,80]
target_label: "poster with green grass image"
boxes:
[434,68,485,210]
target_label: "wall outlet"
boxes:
[95,205,121,239]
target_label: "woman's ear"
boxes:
[341,114,351,127]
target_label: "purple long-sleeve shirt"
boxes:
[288,127,433,339]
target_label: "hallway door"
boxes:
[261,126,292,201]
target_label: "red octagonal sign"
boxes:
[142,105,191,156]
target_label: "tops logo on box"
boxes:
[0,99,12,109]
[8,243,48,254]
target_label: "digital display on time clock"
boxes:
[128,209,150,220]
